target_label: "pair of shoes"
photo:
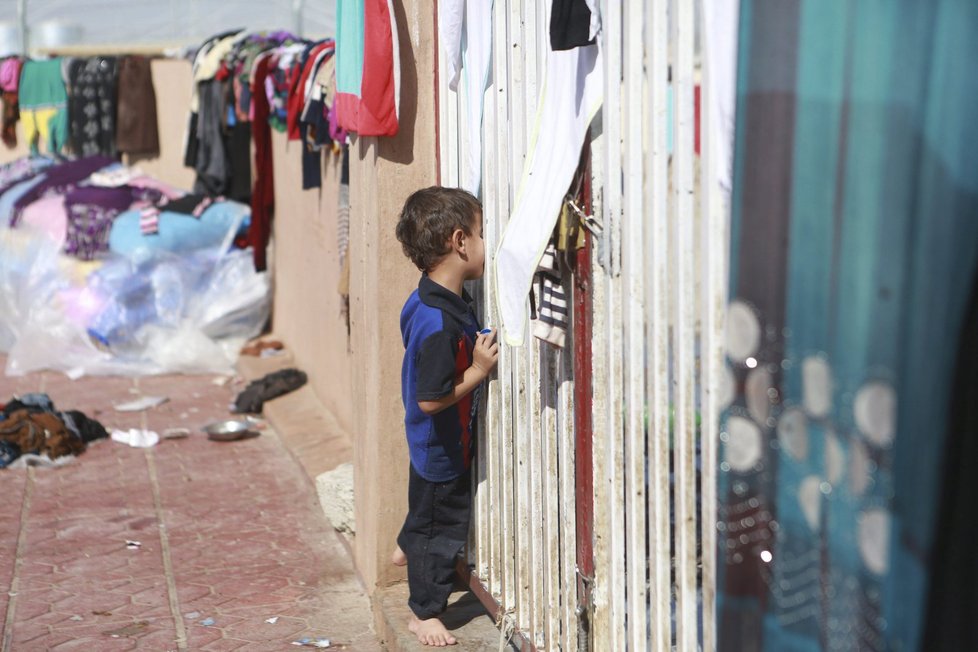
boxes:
[232,368,308,414]
[240,339,284,356]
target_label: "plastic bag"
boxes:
[2,230,270,378]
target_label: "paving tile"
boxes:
[0,353,380,650]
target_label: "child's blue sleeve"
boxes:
[415,330,459,401]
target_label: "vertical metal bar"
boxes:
[526,332,543,651]
[645,0,672,649]
[559,335,580,651]
[504,0,534,636]
[522,3,546,643]
[542,346,562,649]
[573,185,595,651]
[673,0,699,647]
[698,21,727,650]
[491,0,517,614]
[622,0,649,648]
[479,4,501,595]
[593,0,626,644]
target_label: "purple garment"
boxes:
[63,184,161,260]
[10,156,113,228]
[0,58,20,92]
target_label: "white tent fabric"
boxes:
[0,0,336,53]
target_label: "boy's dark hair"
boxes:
[395,187,482,272]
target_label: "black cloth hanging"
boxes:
[66,57,120,158]
[923,271,978,650]
[549,0,595,51]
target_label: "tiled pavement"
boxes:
[0,356,381,651]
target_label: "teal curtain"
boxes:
[718,1,978,650]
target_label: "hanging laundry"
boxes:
[702,0,740,194]
[184,30,245,194]
[299,54,337,167]
[115,56,160,157]
[438,0,493,194]
[249,52,277,271]
[530,241,570,348]
[19,59,70,155]
[193,79,231,195]
[549,0,597,51]
[335,0,400,136]
[287,40,333,141]
[0,57,22,149]
[494,44,602,345]
[291,42,336,188]
[66,57,120,158]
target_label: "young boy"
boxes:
[392,187,499,647]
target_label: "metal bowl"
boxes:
[202,419,258,442]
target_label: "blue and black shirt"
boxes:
[400,275,482,482]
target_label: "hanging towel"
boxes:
[335,0,400,136]
[116,56,160,156]
[702,0,740,194]
[461,0,493,194]
[494,43,602,346]
[439,0,492,192]
[531,241,570,348]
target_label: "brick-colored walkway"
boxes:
[0,358,380,651]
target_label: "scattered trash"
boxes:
[92,610,113,616]
[199,618,215,627]
[211,376,232,386]
[110,429,160,448]
[125,540,141,550]
[260,347,285,358]
[265,616,280,624]
[8,453,76,468]
[162,428,191,440]
[69,615,83,621]
[113,396,169,412]
[240,339,284,356]
[183,611,200,620]
[202,419,258,442]
[232,368,307,414]
[291,638,332,648]
[104,621,150,637]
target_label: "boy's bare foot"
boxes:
[391,545,407,567]
[408,615,457,646]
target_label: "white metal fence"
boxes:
[437,1,729,649]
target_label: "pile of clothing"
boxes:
[0,55,159,158]
[0,393,108,467]
[0,156,249,260]
[183,30,344,271]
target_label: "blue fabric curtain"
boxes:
[718,1,978,650]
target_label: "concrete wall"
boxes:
[269,134,355,434]
[350,0,438,594]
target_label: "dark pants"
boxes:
[397,465,472,619]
